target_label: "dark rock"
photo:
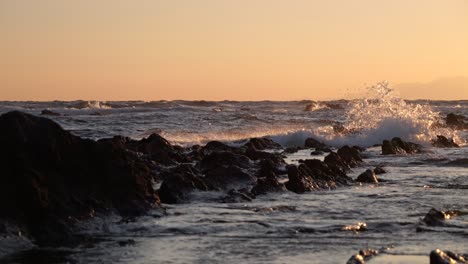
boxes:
[244,137,281,150]
[158,164,209,204]
[356,169,378,183]
[310,150,324,155]
[201,141,238,154]
[304,137,328,149]
[244,148,286,166]
[446,113,468,130]
[204,166,255,190]
[430,249,468,264]
[337,145,362,167]
[285,165,315,193]
[346,249,379,264]
[126,133,185,165]
[373,166,386,175]
[251,160,286,195]
[422,208,461,226]
[431,135,459,148]
[382,137,422,155]
[0,111,160,245]
[283,146,302,154]
[40,109,61,116]
[324,152,350,172]
[199,151,251,171]
[221,189,254,203]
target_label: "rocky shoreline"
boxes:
[0,111,466,263]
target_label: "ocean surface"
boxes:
[0,84,467,263]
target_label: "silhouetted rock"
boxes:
[356,169,379,183]
[337,145,362,167]
[422,208,461,226]
[244,137,281,150]
[251,160,286,195]
[445,113,468,130]
[285,165,315,193]
[324,152,350,172]
[158,164,209,204]
[40,109,61,116]
[204,166,255,190]
[125,133,185,165]
[431,135,459,148]
[429,249,468,264]
[0,111,160,245]
[304,137,328,149]
[199,151,251,171]
[382,137,422,155]
[373,166,386,175]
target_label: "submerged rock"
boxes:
[373,166,386,175]
[0,111,160,245]
[422,208,461,226]
[431,135,459,148]
[430,249,468,264]
[382,137,422,155]
[356,169,379,183]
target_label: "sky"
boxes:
[1,0,467,101]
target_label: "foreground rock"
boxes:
[430,249,468,264]
[356,169,379,183]
[382,137,422,155]
[0,111,161,245]
[431,135,459,148]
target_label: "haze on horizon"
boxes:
[1,0,467,101]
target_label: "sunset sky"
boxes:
[1,0,467,101]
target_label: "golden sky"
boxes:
[1,0,467,101]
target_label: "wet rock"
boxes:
[346,249,379,264]
[40,109,61,116]
[324,152,350,172]
[373,166,386,175]
[204,166,255,190]
[283,146,302,154]
[304,137,328,149]
[337,145,362,167]
[422,208,461,226]
[244,137,281,150]
[431,135,459,148]
[310,150,324,155]
[446,113,468,130]
[199,151,251,171]
[251,160,286,195]
[285,165,315,193]
[356,169,379,183]
[382,137,422,155]
[0,111,159,245]
[126,133,185,165]
[430,249,468,264]
[158,164,209,204]
[201,141,238,154]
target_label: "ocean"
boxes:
[0,84,467,263]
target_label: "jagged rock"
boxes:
[125,133,185,165]
[201,141,238,154]
[446,113,468,130]
[199,151,251,171]
[40,109,61,116]
[244,137,281,150]
[204,166,255,190]
[432,135,459,148]
[356,169,379,183]
[430,249,468,264]
[382,137,422,155]
[0,111,160,245]
[304,137,328,149]
[158,164,209,204]
[251,160,286,195]
[337,145,362,167]
[285,165,315,193]
[324,152,350,172]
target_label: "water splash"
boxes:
[332,82,463,146]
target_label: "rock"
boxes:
[199,151,251,171]
[446,113,468,130]
[346,249,379,264]
[382,137,422,155]
[201,141,238,154]
[430,249,468,264]
[324,152,350,172]
[304,138,328,149]
[373,166,386,174]
[251,160,286,195]
[221,189,254,203]
[337,145,362,167]
[356,169,379,183]
[125,133,185,165]
[310,150,324,155]
[432,135,459,148]
[422,208,461,226]
[158,164,209,204]
[40,109,61,116]
[283,146,302,154]
[0,111,160,245]
[204,166,255,190]
[285,165,315,193]
[244,137,281,150]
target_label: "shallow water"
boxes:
[0,88,467,263]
